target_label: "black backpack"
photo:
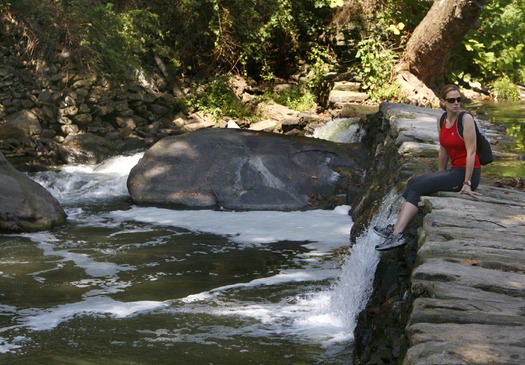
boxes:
[439,111,494,165]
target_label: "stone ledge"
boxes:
[352,102,524,365]
[406,179,525,365]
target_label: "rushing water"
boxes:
[0,119,396,364]
[1,102,521,364]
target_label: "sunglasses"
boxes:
[445,97,462,103]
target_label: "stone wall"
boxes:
[0,32,333,170]
[350,104,431,364]
[0,35,185,169]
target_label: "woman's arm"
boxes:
[460,113,479,198]
[437,116,448,171]
[438,146,448,171]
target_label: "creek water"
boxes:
[0,118,396,365]
[1,101,522,365]
[470,100,525,179]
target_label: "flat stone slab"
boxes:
[405,323,525,365]
[353,102,524,365]
[405,185,525,364]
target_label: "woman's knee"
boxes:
[405,190,421,206]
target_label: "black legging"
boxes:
[402,168,481,206]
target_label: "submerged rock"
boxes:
[0,152,66,232]
[127,128,367,211]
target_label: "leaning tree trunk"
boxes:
[395,0,486,106]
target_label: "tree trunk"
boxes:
[395,0,486,105]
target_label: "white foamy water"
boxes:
[5,200,355,343]
[311,118,364,143]
[17,297,169,332]
[329,190,400,330]
[107,205,352,249]
[33,153,143,202]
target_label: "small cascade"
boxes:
[0,120,404,363]
[311,117,364,143]
[329,190,402,333]
[310,116,404,335]
[32,153,143,203]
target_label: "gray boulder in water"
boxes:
[0,153,66,232]
[127,128,366,211]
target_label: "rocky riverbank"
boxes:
[0,24,336,171]
[352,103,525,364]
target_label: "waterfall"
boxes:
[329,190,401,332]
[311,117,364,143]
[32,153,143,203]
[312,118,403,336]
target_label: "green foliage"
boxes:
[385,0,431,30]
[355,37,399,101]
[454,0,525,87]
[304,45,333,91]
[490,76,521,101]
[349,8,408,102]
[67,2,168,81]
[506,124,525,152]
[188,74,252,121]
[8,0,523,108]
[5,0,172,82]
[156,0,335,79]
[314,0,343,8]
[262,84,317,112]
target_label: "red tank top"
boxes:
[440,119,481,168]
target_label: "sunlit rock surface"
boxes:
[352,102,525,365]
[405,186,525,364]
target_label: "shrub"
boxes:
[262,84,317,112]
[188,74,253,121]
[490,76,520,101]
[454,0,525,86]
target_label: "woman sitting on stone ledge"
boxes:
[374,84,482,251]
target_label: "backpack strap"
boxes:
[440,111,469,140]
[457,111,466,139]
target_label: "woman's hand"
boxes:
[460,184,482,199]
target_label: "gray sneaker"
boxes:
[373,224,394,238]
[375,233,407,252]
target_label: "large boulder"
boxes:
[0,153,66,232]
[127,128,367,211]
[0,110,42,139]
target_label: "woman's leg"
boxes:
[402,170,463,206]
[376,168,480,251]
[393,200,418,235]
[396,169,465,233]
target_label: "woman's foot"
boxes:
[372,224,394,238]
[375,233,407,251]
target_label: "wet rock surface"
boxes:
[352,103,525,365]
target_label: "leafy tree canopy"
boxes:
[1,0,523,103]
